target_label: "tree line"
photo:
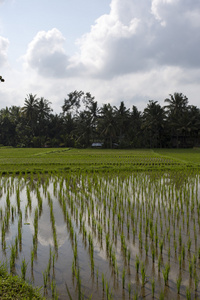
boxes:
[0,91,200,148]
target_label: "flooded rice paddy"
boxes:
[0,170,200,299]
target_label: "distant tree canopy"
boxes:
[0,91,200,148]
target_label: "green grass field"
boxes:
[0,147,199,173]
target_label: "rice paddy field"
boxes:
[0,147,199,174]
[0,147,200,299]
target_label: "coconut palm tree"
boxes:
[164,93,188,115]
[129,105,142,148]
[0,107,16,145]
[142,100,166,148]
[99,104,117,148]
[22,94,39,135]
[37,98,52,121]
[164,93,188,147]
[114,101,130,147]
[178,105,200,147]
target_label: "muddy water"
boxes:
[0,171,200,299]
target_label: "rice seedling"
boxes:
[159,289,164,300]
[21,258,28,281]
[186,286,191,300]
[16,187,20,212]
[151,246,155,263]
[127,248,131,265]
[133,290,139,300]
[18,219,22,249]
[145,240,149,256]
[151,277,155,298]
[135,255,140,273]
[122,267,125,289]
[10,244,16,274]
[51,279,59,300]
[187,236,192,252]
[158,254,161,272]
[6,190,10,210]
[176,275,182,294]
[128,282,131,298]
[15,236,18,257]
[141,262,146,286]
[75,266,82,300]
[182,243,185,260]
[102,273,105,292]
[162,263,170,286]
[167,246,170,261]
[178,254,182,269]
[193,269,198,291]
[174,240,177,254]
[189,260,193,278]
[26,186,32,210]
[1,221,6,250]
[43,270,48,288]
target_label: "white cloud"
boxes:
[151,0,179,26]
[69,0,200,78]
[22,0,200,81]
[0,36,9,67]
[70,2,141,76]
[2,0,200,113]
[24,28,69,78]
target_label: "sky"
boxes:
[0,0,200,114]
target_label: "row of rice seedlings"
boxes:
[21,257,28,280]
[10,243,16,274]
[18,211,22,251]
[42,246,58,299]
[48,194,58,251]
[33,207,38,254]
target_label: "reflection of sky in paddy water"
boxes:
[0,178,68,248]
[0,172,200,299]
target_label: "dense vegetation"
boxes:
[0,263,45,299]
[0,91,200,148]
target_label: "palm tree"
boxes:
[0,107,16,145]
[164,93,188,115]
[129,105,142,148]
[142,100,166,148]
[22,94,39,135]
[32,97,52,146]
[37,98,52,121]
[114,101,130,147]
[98,104,117,148]
[164,93,188,147]
[178,105,200,147]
